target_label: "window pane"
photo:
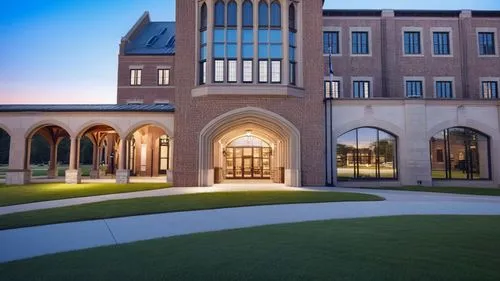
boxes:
[270,1,281,27]
[227,1,237,27]
[242,1,253,26]
[270,30,282,43]
[259,1,268,26]
[269,44,282,58]
[228,60,237,82]
[214,1,225,26]
[406,81,423,98]
[214,60,224,82]
[214,29,225,42]
[242,29,253,43]
[227,44,237,58]
[242,45,254,58]
[258,30,268,42]
[378,131,397,179]
[352,32,369,54]
[259,60,268,82]
[337,130,356,180]
[214,44,225,57]
[271,60,281,82]
[243,60,253,82]
[227,29,237,42]
[259,43,268,58]
[356,128,378,178]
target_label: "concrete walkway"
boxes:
[1,187,500,263]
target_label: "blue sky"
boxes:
[0,0,499,104]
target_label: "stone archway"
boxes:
[199,107,301,187]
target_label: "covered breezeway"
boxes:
[0,104,175,185]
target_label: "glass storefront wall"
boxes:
[430,127,490,180]
[337,127,397,181]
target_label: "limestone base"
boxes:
[47,168,57,179]
[89,170,100,179]
[166,170,174,184]
[65,170,82,184]
[116,170,130,184]
[6,170,31,185]
[284,169,301,187]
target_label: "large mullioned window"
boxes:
[200,0,293,86]
[337,127,398,180]
[430,127,491,180]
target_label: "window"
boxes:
[214,0,225,27]
[214,60,224,82]
[243,60,253,82]
[481,81,498,99]
[242,0,253,27]
[323,31,339,54]
[351,31,369,55]
[337,127,398,180]
[435,81,453,99]
[259,60,268,82]
[258,0,282,84]
[158,135,170,174]
[478,32,496,55]
[271,60,281,83]
[270,1,281,27]
[228,60,237,83]
[199,3,207,85]
[289,4,297,85]
[324,80,340,98]
[406,80,423,98]
[130,69,142,86]
[258,1,268,27]
[433,32,450,55]
[158,69,170,86]
[404,31,421,55]
[353,81,370,98]
[227,1,237,27]
[430,127,491,180]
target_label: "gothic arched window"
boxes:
[259,1,269,27]
[270,1,281,27]
[214,0,225,27]
[227,1,237,27]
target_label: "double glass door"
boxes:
[226,147,271,179]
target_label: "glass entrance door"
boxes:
[225,146,271,179]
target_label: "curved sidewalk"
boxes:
[1,188,500,263]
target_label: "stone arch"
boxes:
[25,120,74,139]
[0,123,13,138]
[75,120,123,139]
[334,118,404,139]
[199,107,301,187]
[124,120,173,140]
[427,119,497,140]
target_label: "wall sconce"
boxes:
[222,149,227,157]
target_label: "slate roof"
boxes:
[0,104,175,113]
[124,22,176,55]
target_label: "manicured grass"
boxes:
[0,191,382,230]
[371,185,500,196]
[0,183,171,207]
[30,165,92,177]
[1,216,499,281]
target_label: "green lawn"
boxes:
[370,185,500,196]
[0,191,382,230]
[0,183,171,207]
[30,165,93,177]
[1,216,499,281]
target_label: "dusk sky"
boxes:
[1,0,499,104]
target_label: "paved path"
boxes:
[1,187,500,263]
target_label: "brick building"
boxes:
[1,1,499,188]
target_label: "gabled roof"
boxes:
[0,104,175,113]
[124,21,176,55]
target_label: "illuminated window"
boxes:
[130,69,142,86]
[324,80,340,98]
[228,60,237,83]
[243,60,253,82]
[158,69,170,86]
[481,81,498,99]
[353,81,370,98]
[214,59,224,82]
[259,60,268,82]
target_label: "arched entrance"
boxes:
[26,124,71,180]
[199,107,301,187]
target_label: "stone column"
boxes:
[116,139,130,184]
[89,142,99,179]
[6,134,31,185]
[47,142,58,179]
[65,137,81,184]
